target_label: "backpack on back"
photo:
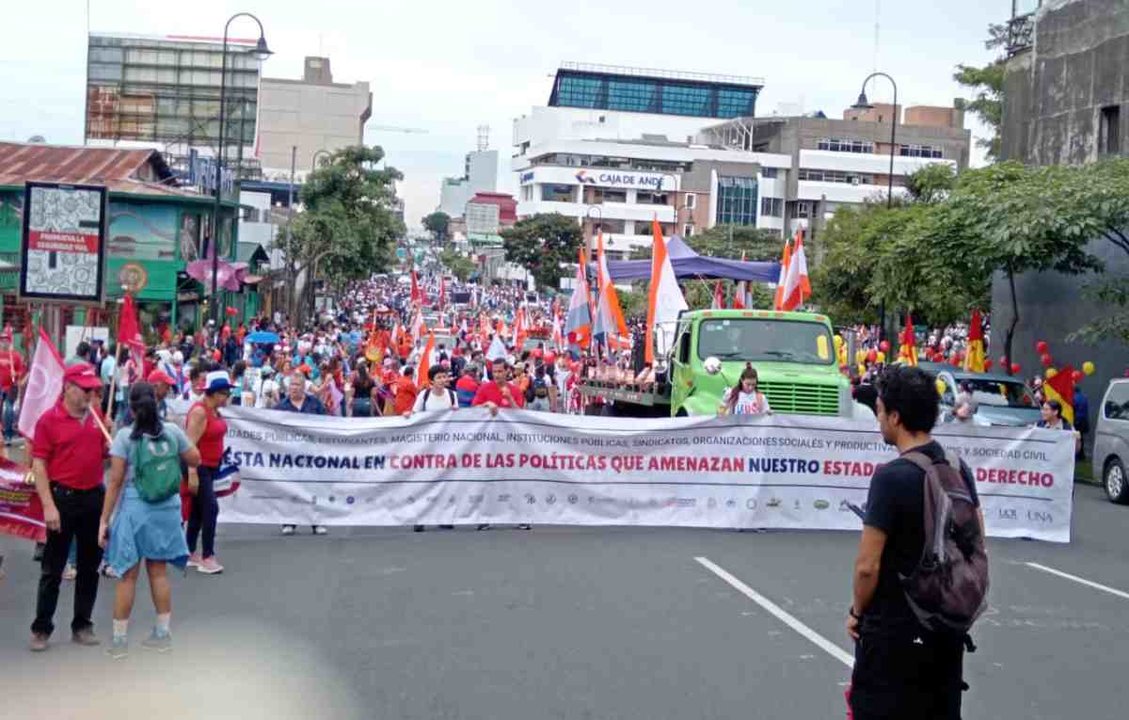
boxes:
[899,451,990,636]
[421,387,457,408]
[132,431,182,504]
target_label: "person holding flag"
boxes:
[964,309,986,373]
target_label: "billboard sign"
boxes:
[20,182,108,303]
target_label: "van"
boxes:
[1093,378,1129,504]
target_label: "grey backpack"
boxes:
[899,451,990,635]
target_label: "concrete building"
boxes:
[257,57,372,177]
[84,33,264,181]
[701,104,969,234]
[513,63,967,256]
[995,0,1129,419]
[438,148,500,218]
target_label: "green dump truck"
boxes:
[578,309,872,420]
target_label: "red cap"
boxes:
[147,369,176,386]
[63,363,102,390]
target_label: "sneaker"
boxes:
[197,557,224,575]
[106,636,128,660]
[72,628,100,646]
[413,525,425,532]
[312,525,328,536]
[186,553,203,568]
[62,564,77,581]
[281,524,296,536]
[141,629,172,653]
[29,633,49,652]
[476,524,491,531]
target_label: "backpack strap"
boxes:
[902,451,950,563]
[422,388,431,406]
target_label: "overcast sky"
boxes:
[1,0,1011,229]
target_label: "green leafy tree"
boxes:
[289,145,404,319]
[422,211,451,244]
[905,163,957,204]
[439,248,477,282]
[500,213,582,291]
[953,23,1008,162]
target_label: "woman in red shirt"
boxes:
[184,371,230,575]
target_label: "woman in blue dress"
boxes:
[98,382,201,659]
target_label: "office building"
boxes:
[438,127,500,218]
[85,33,263,180]
[257,56,372,177]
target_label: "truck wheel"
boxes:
[1105,458,1129,504]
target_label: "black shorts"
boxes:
[850,623,966,720]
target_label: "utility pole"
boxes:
[284,145,296,322]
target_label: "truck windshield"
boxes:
[697,319,834,365]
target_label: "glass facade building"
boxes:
[86,34,261,159]
[550,63,761,120]
[715,176,759,226]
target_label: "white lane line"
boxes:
[694,556,854,668]
[1025,562,1129,601]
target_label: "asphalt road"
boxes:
[1,484,1126,720]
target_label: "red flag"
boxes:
[415,333,435,388]
[118,294,145,365]
[1044,365,1076,426]
[711,280,725,309]
[410,269,423,305]
[17,328,65,439]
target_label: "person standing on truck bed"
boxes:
[718,364,772,417]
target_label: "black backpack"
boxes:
[899,451,990,635]
[421,387,456,408]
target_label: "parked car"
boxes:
[1093,378,1129,504]
[920,363,1042,427]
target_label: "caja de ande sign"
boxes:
[574,169,667,189]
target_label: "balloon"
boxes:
[876,351,886,363]
[935,379,947,395]
[866,350,877,363]
[1046,367,1058,378]
[1000,356,1009,369]
[855,350,865,363]
[1083,361,1095,376]
[1072,370,1084,382]
[1035,340,1049,354]
[950,356,961,367]
[834,335,844,347]
[983,359,993,371]
[1040,353,1053,368]
[1010,363,1021,375]
[879,340,891,353]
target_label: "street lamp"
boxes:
[210,12,272,330]
[311,148,331,174]
[851,71,897,339]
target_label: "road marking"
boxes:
[1025,562,1129,601]
[694,556,854,668]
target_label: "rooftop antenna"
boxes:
[873,0,881,74]
[477,125,490,151]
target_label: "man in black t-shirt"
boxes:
[848,366,984,720]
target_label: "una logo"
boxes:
[575,170,596,184]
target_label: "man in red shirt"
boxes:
[30,362,110,651]
[0,330,25,445]
[392,367,419,416]
[472,357,525,414]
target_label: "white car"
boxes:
[1093,379,1129,504]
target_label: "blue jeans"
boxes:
[1,389,16,441]
[185,466,218,558]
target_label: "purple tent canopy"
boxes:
[606,235,780,283]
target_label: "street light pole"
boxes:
[209,12,272,332]
[852,71,898,340]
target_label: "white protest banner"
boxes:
[216,408,1075,543]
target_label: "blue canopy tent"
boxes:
[605,235,780,283]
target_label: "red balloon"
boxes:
[879,340,891,353]
[984,359,994,371]
[1040,353,1053,368]
[1010,363,1021,375]
[999,356,1009,368]
[1035,340,1049,354]
[950,356,961,367]
[866,349,877,363]
[1072,370,1084,382]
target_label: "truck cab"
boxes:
[665,309,868,419]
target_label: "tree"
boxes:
[288,145,404,320]
[422,211,451,244]
[439,248,476,282]
[500,213,582,291]
[953,23,1008,162]
[905,163,957,204]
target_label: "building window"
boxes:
[683,224,694,238]
[589,188,627,204]
[760,167,778,178]
[1100,105,1121,156]
[661,82,712,117]
[817,138,874,154]
[541,184,576,202]
[715,175,758,226]
[899,144,944,159]
[760,197,783,217]
[635,222,672,236]
[797,169,868,185]
[684,193,696,209]
[636,191,669,205]
[794,201,810,218]
[592,218,626,234]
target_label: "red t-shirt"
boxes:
[190,402,228,468]
[32,401,108,490]
[393,376,418,415]
[472,381,525,409]
[0,351,24,391]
